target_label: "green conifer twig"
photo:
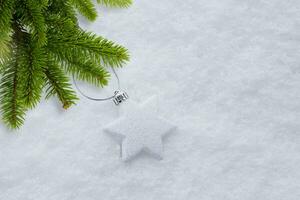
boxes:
[0,0,131,128]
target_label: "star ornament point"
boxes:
[104,98,176,161]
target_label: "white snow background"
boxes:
[1,0,300,199]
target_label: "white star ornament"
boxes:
[104,97,176,161]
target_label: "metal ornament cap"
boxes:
[113,91,129,105]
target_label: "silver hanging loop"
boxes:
[73,67,129,105]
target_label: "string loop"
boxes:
[73,67,122,102]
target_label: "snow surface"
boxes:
[1,0,300,199]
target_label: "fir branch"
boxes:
[47,50,110,86]
[44,61,78,109]
[23,0,47,46]
[97,0,132,8]
[70,0,98,21]
[48,0,78,24]
[0,59,26,129]
[63,57,110,86]
[45,13,78,33]
[0,0,15,57]
[47,30,129,67]
[18,35,46,109]
[0,24,27,129]
[0,0,131,128]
